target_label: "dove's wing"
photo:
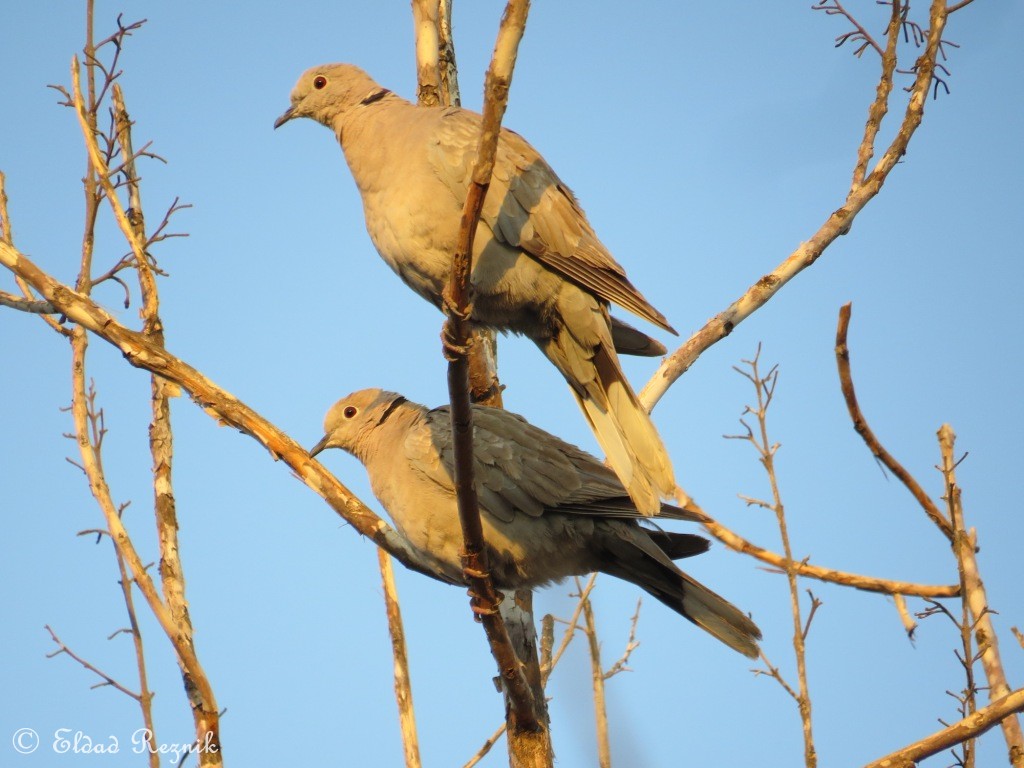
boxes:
[429,110,675,333]
[404,403,691,524]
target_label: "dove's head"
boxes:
[274,63,389,130]
[309,388,408,459]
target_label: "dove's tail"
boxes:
[603,531,762,659]
[567,341,676,516]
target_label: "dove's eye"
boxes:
[343,406,357,418]
[314,76,328,89]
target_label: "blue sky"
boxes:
[2,2,1022,766]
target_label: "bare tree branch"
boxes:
[735,351,816,767]
[109,522,159,768]
[378,548,422,768]
[464,723,508,768]
[641,0,953,412]
[411,0,443,107]
[577,576,612,768]
[441,0,542,741]
[862,687,1024,768]
[699,512,957,598]
[68,322,221,764]
[0,240,454,585]
[437,0,461,108]
[45,624,142,700]
[0,289,55,313]
[850,0,901,188]
[939,426,1024,765]
[753,648,800,703]
[835,303,954,540]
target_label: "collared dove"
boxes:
[277,63,678,516]
[310,388,761,658]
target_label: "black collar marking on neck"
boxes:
[360,88,392,106]
[377,396,407,426]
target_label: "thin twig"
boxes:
[850,0,902,189]
[754,648,800,703]
[802,590,823,643]
[603,599,642,680]
[576,576,611,768]
[545,574,599,679]
[463,723,509,768]
[736,351,816,767]
[110,529,159,767]
[45,624,141,699]
[813,0,885,58]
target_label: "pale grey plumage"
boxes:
[310,388,761,658]
[277,63,678,516]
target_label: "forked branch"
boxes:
[641,0,952,412]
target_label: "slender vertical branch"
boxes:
[736,352,816,767]
[68,325,221,763]
[68,35,221,762]
[577,577,611,768]
[437,0,460,108]
[412,1,501,406]
[378,548,422,768]
[939,426,1024,767]
[413,6,546,762]
[113,78,217,762]
[411,0,443,107]
[850,0,901,189]
[442,0,541,742]
[110,529,160,768]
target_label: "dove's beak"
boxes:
[274,106,297,130]
[309,434,331,458]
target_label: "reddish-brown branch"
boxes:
[834,303,954,541]
[442,0,539,738]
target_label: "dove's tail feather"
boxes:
[570,342,676,516]
[602,535,762,659]
[610,316,667,357]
